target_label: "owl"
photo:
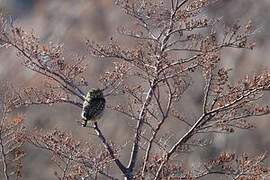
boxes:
[81,88,106,127]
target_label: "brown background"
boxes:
[0,0,270,179]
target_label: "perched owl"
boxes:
[81,88,106,127]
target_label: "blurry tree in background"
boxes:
[0,0,270,179]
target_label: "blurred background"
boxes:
[0,0,270,179]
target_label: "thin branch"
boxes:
[154,113,206,180]
[176,0,189,10]
[61,156,71,180]
[171,0,175,10]
[165,47,202,53]
[5,39,85,101]
[203,72,213,114]
[152,87,165,118]
[154,87,263,179]
[30,139,119,180]
[158,63,199,82]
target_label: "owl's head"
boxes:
[85,88,104,101]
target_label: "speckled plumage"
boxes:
[81,89,105,127]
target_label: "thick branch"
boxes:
[0,124,9,180]
[141,81,173,177]
[92,122,129,178]
[127,79,158,177]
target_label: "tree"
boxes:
[0,0,269,179]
